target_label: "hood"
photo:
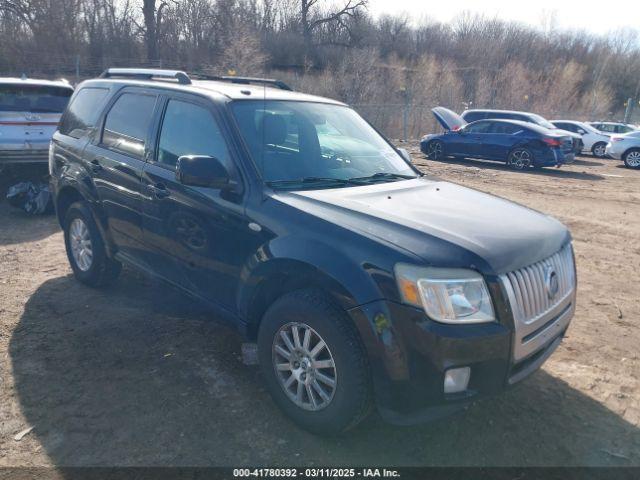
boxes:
[432,107,467,132]
[276,178,569,274]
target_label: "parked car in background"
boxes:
[51,69,577,435]
[605,130,640,169]
[422,107,575,170]
[588,122,637,135]
[0,77,73,171]
[461,109,584,155]
[551,120,610,158]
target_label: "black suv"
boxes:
[50,69,577,435]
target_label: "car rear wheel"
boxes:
[623,149,640,169]
[508,148,533,170]
[63,201,121,287]
[591,142,607,158]
[257,289,372,435]
[426,140,444,160]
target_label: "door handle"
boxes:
[149,183,170,199]
[90,159,102,172]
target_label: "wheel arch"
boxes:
[55,185,86,227]
[240,258,364,341]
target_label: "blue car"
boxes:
[421,107,575,170]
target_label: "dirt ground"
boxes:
[0,151,639,468]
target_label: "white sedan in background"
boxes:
[605,130,640,169]
[551,120,611,158]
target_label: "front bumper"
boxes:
[605,143,623,160]
[348,283,575,424]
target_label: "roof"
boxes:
[79,69,345,105]
[0,77,73,89]
[482,118,551,133]
[464,108,533,116]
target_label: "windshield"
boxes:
[231,101,417,188]
[0,84,73,113]
[529,113,556,130]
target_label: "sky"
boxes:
[369,0,640,34]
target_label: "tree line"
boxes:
[1,0,638,136]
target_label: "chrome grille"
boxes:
[500,243,576,362]
[504,243,574,324]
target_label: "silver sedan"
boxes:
[605,130,640,169]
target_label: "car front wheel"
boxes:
[426,140,444,160]
[63,201,121,287]
[623,149,640,169]
[258,289,372,435]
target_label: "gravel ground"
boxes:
[0,151,639,467]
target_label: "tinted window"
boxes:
[465,121,492,133]
[102,93,157,158]
[157,99,230,169]
[554,122,577,133]
[462,111,485,122]
[490,122,522,134]
[59,87,109,138]
[0,84,72,113]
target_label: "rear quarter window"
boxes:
[59,87,110,139]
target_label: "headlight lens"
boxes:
[394,264,495,323]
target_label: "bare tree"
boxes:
[298,0,367,62]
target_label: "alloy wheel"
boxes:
[593,144,606,158]
[509,150,531,170]
[625,150,640,168]
[427,141,443,160]
[272,322,337,411]
[69,218,93,271]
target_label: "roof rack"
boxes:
[99,68,191,85]
[190,73,293,91]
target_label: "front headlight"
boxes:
[394,264,495,324]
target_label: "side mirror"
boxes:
[577,129,586,135]
[176,155,231,189]
[398,148,411,163]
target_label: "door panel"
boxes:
[90,90,159,259]
[141,97,251,310]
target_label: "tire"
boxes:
[623,148,640,169]
[591,142,607,158]
[426,140,444,160]
[63,201,121,287]
[257,289,373,435]
[507,148,534,171]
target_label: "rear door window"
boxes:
[465,121,492,133]
[102,92,157,158]
[490,122,521,134]
[59,87,109,139]
[0,84,72,113]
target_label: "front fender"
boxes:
[238,235,384,311]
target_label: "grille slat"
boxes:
[504,244,575,325]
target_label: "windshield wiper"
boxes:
[266,177,354,189]
[348,172,417,184]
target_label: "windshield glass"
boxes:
[231,101,417,187]
[0,84,73,113]
[529,113,555,130]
